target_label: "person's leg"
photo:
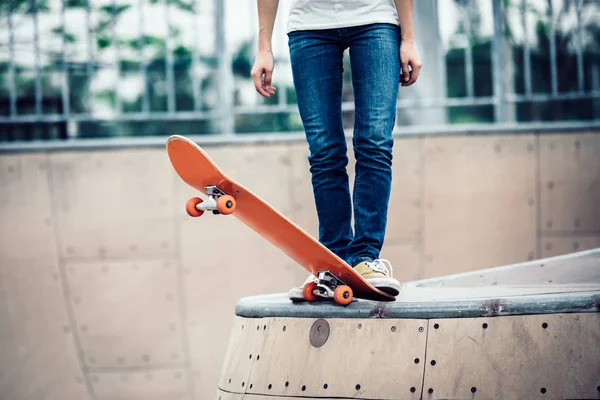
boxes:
[288,30,352,261]
[345,23,402,294]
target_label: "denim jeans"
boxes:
[288,23,400,267]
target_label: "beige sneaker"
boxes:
[353,259,401,296]
[288,273,317,301]
[288,259,401,301]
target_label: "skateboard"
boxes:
[166,134,396,305]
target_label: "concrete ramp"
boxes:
[217,249,600,400]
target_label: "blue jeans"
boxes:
[288,23,401,267]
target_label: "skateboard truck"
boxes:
[186,185,237,217]
[303,271,354,305]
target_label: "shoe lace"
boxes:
[368,259,393,277]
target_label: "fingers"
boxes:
[251,67,269,97]
[401,60,422,87]
[401,61,410,84]
[251,66,276,97]
[263,69,276,95]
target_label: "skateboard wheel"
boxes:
[186,197,204,217]
[334,285,353,305]
[217,195,236,215]
[302,281,318,302]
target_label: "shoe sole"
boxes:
[366,278,401,297]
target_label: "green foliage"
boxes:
[232,40,253,78]
[1,0,599,141]
[1,0,50,15]
[51,27,77,43]
[65,0,88,8]
[447,0,600,123]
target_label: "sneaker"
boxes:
[288,273,317,301]
[353,259,401,296]
[288,259,401,301]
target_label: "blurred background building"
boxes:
[1,1,599,400]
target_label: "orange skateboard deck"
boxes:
[166,134,395,304]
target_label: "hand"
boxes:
[251,50,277,97]
[399,39,422,86]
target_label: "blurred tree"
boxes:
[0,0,222,139]
[1,0,599,141]
[446,0,600,123]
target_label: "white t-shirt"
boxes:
[286,0,399,33]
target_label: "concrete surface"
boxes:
[0,129,599,400]
[223,249,600,400]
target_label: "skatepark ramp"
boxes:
[216,248,600,400]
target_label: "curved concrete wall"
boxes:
[216,312,600,400]
[0,129,599,399]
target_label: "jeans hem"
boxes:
[348,256,375,267]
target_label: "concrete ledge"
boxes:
[1,121,599,154]
[218,249,600,400]
[236,290,600,320]
[236,248,600,320]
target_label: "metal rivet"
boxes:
[310,319,330,348]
